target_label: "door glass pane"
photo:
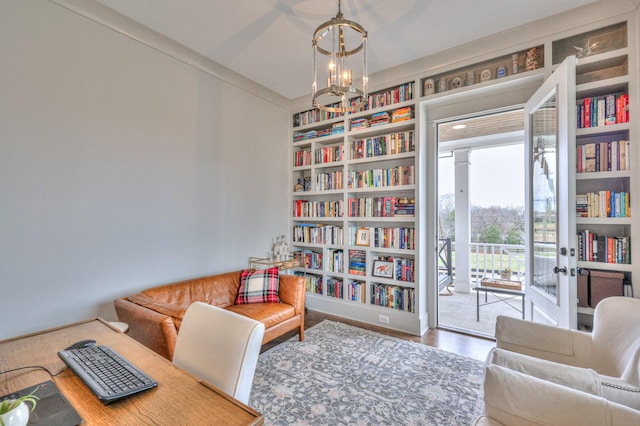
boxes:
[531,95,558,299]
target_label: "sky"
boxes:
[438,144,525,208]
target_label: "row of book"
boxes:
[576,230,631,264]
[373,227,415,250]
[577,93,629,129]
[293,150,312,167]
[371,284,415,313]
[326,249,344,273]
[576,191,630,218]
[367,82,414,110]
[292,122,346,143]
[350,131,414,159]
[296,250,323,271]
[292,223,343,245]
[373,255,415,282]
[347,197,415,218]
[292,200,343,218]
[325,277,343,298]
[348,227,416,250]
[294,105,414,143]
[348,280,367,302]
[371,111,390,126]
[315,145,344,165]
[576,140,629,173]
[293,103,343,128]
[347,165,415,189]
[316,171,343,191]
[292,83,414,128]
[296,130,414,166]
[294,177,312,192]
[349,250,366,276]
[391,107,413,122]
[394,257,415,282]
[350,117,370,130]
[296,272,323,294]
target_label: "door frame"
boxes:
[420,77,544,330]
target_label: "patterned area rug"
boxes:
[250,320,484,425]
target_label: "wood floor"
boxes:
[262,309,496,362]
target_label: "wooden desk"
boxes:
[0,319,264,425]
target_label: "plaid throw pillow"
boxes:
[235,267,280,304]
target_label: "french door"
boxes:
[524,56,578,328]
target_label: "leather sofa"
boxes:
[114,270,306,360]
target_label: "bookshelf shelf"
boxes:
[577,261,633,272]
[576,122,629,136]
[576,170,631,180]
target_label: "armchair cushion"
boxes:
[490,344,640,410]
[235,267,280,305]
[479,364,640,426]
[495,315,593,367]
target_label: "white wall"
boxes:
[0,1,290,339]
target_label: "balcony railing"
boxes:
[449,242,526,282]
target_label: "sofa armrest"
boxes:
[278,275,306,315]
[495,315,592,367]
[482,365,640,425]
[114,298,178,360]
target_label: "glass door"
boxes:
[524,56,577,328]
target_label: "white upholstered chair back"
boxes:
[591,296,640,383]
[172,302,265,404]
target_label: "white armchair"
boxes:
[474,364,640,426]
[490,296,640,410]
[172,302,265,405]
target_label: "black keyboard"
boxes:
[58,345,157,404]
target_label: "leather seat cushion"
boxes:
[226,303,295,329]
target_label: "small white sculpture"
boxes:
[271,235,290,261]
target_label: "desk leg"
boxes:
[477,290,480,321]
[522,295,525,319]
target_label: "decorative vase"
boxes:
[1,401,30,426]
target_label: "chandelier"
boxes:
[312,0,368,113]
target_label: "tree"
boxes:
[505,227,523,245]
[438,193,455,240]
[481,224,502,244]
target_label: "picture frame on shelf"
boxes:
[372,260,394,278]
[355,227,370,246]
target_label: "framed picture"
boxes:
[373,260,394,278]
[355,227,370,246]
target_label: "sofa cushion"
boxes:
[226,303,295,329]
[141,271,241,308]
[127,293,187,328]
[235,267,280,304]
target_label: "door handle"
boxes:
[553,266,567,275]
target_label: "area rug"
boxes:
[250,320,484,425]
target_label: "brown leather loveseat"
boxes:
[114,270,306,360]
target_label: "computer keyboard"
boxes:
[58,345,157,404]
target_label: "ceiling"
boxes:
[94,0,601,101]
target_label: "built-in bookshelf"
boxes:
[561,21,635,324]
[290,16,638,334]
[291,80,421,334]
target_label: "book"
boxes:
[604,94,616,125]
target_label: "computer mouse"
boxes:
[65,339,97,350]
